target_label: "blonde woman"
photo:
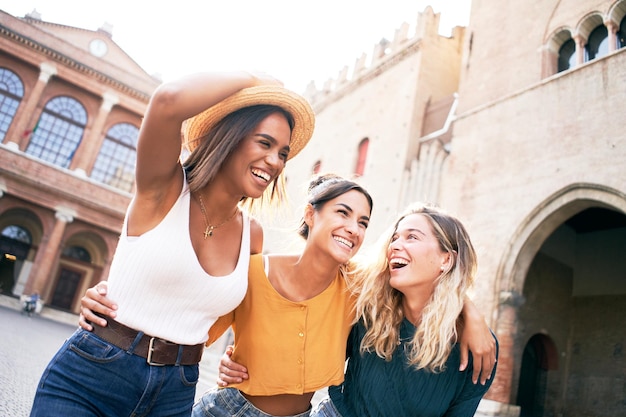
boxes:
[312,203,498,417]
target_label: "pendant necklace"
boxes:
[195,193,239,239]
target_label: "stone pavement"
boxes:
[0,299,222,417]
[0,304,74,417]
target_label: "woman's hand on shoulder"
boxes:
[78,281,118,331]
[458,302,497,385]
[217,346,249,387]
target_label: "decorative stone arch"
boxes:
[543,26,575,76]
[606,0,626,51]
[575,12,606,42]
[0,206,44,252]
[62,230,109,268]
[608,0,626,25]
[546,26,574,53]
[496,183,626,297]
[489,183,626,405]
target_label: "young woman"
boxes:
[29,71,315,417]
[312,203,498,417]
[193,174,374,417]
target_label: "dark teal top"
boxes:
[328,319,498,417]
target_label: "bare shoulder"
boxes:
[249,216,264,254]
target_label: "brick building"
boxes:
[0,9,159,312]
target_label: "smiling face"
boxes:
[220,112,291,199]
[304,189,372,265]
[387,213,451,297]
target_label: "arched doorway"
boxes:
[517,334,558,417]
[0,225,32,294]
[495,185,626,417]
[49,245,90,310]
[48,231,108,313]
[512,203,626,417]
[0,207,43,297]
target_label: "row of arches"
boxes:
[549,1,626,73]
[0,67,139,192]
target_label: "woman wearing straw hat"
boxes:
[29,71,315,417]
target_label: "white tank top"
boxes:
[106,175,249,345]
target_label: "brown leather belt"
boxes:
[91,314,204,366]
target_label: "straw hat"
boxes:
[184,85,315,160]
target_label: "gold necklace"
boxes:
[195,193,239,239]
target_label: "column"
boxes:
[540,44,557,77]
[7,62,57,149]
[25,208,75,300]
[70,91,119,176]
[573,34,586,65]
[605,20,618,53]
[486,290,524,404]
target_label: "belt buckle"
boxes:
[147,337,166,366]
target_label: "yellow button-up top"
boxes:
[207,254,356,395]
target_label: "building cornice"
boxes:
[0,23,152,101]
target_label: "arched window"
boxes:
[62,245,91,263]
[618,16,626,49]
[0,225,32,259]
[25,96,87,168]
[0,68,24,142]
[354,138,369,177]
[585,24,609,61]
[91,123,139,192]
[557,38,576,72]
[1,225,31,244]
[312,160,321,175]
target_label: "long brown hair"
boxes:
[184,105,294,215]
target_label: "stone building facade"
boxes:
[1,2,625,416]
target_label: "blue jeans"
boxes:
[310,398,342,417]
[192,387,311,417]
[30,328,199,417]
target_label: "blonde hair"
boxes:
[354,203,477,372]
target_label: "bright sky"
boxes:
[2,1,471,93]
